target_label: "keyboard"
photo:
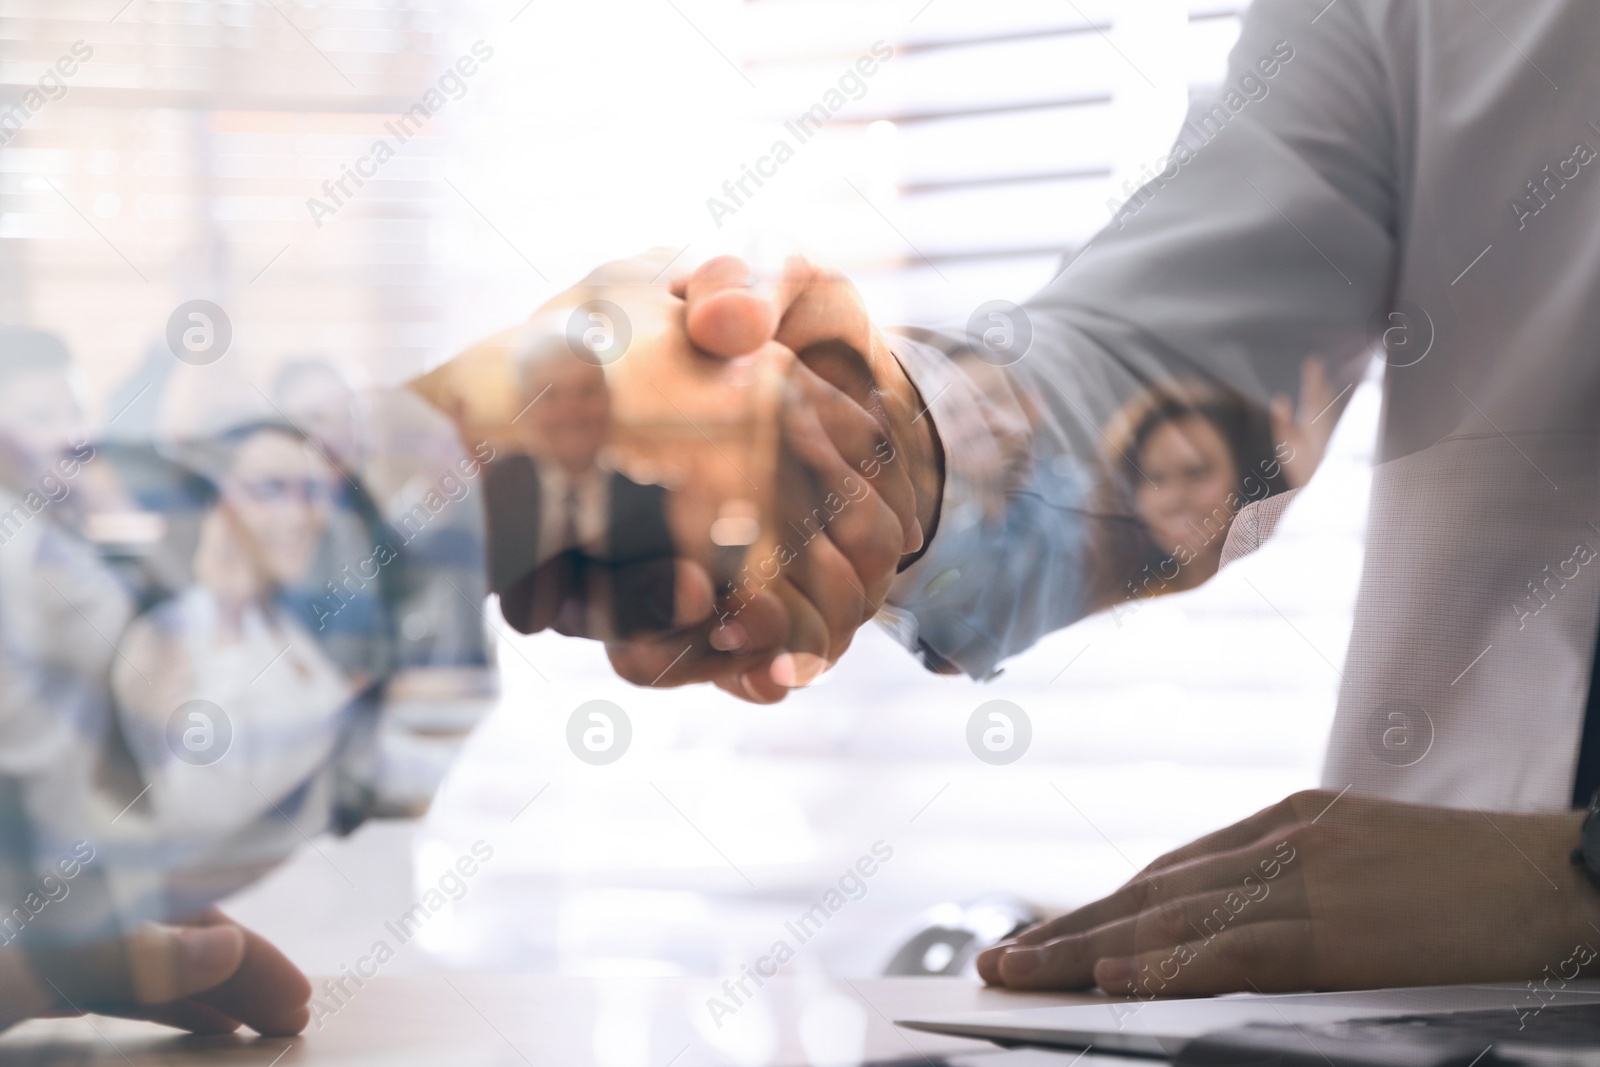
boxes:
[1176,1002,1600,1067]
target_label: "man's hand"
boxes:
[411,249,747,646]
[677,254,940,548]
[609,254,942,702]
[976,790,1600,995]
[414,249,939,702]
[4,908,311,1036]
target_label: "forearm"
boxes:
[877,329,1092,677]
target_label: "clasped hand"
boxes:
[419,249,941,703]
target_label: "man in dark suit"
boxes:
[483,346,676,639]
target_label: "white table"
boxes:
[0,976,1111,1066]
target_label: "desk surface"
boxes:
[0,976,1106,1066]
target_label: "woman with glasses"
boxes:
[109,422,355,897]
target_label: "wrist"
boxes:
[879,335,945,569]
[905,413,943,570]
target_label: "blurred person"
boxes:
[275,355,497,815]
[271,356,364,475]
[273,355,497,679]
[0,330,135,820]
[483,339,678,640]
[0,329,179,577]
[1081,358,1348,612]
[1084,380,1290,612]
[112,423,356,856]
[0,329,89,472]
[0,367,318,1035]
[0,328,128,534]
[271,357,398,681]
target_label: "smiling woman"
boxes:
[1084,379,1290,612]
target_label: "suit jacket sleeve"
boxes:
[483,453,545,598]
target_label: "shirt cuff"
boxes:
[879,332,1015,679]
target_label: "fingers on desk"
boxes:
[188,921,312,1037]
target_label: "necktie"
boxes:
[553,483,585,635]
[561,484,580,553]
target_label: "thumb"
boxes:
[677,254,778,358]
[127,923,246,1005]
[678,253,871,361]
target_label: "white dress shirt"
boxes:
[532,458,610,565]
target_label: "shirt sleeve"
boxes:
[878,0,1398,678]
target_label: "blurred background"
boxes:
[1,0,1374,1004]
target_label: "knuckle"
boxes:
[820,601,861,647]
[1141,871,1172,903]
[1148,900,1195,945]
[1279,821,1317,854]
[1013,918,1063,946]
[1103,883,1144,920]
[699,253,745,276]
[1035,935,1075,969]
[824,518,898,579]
[829,600,868,646]
[610,659,655,688]
[1145,850,1181,876]
[1212,923,1265,972]
[1285,789,1331,819]
[855,540,901,586]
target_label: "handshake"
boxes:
[412,250,943,703]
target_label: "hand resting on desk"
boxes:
[0,908,310,1037]
[977,790,1598,995]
